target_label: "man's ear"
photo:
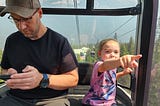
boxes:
[38,8,43,18]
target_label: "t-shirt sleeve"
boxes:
[58,38,78,73]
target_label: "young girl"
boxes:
[82,38,142,106]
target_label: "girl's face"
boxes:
[98,40,120,61]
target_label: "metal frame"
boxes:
[0,0,141,16]
[42,5,141,16]
[135,0,158,106]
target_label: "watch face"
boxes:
[41,79,49,88]
[40,74,49,88]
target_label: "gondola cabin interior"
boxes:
[0,0,160,106]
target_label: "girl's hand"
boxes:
[120,54,142,68]
[122,68,133,75]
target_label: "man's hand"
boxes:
[6,65,43,90]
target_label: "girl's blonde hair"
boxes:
[98,38,120,51]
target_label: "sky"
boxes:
[0,0,160,49]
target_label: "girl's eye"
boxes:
[105,50,110,53]
[114,51,119,54]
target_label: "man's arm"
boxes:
[4,66,78,90]
[48,68,79,90]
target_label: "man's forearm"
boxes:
[48,68,79,90]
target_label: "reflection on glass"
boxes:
[148,17,160,105]
[0,0,139,9]
[0,14,137,95]
[41,15,137,90]
[42,15,137,47]
[40,0,86,9]
[0,0,5,6]
[0,14,137,63]
[94,0,138,9]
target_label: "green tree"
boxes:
[148,17,160,106]
[120,43,129,56]
[128,37,135,54]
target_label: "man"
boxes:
[0,0,79,106]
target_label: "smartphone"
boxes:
[0,74,11,81]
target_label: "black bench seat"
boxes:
[0,63,132,106]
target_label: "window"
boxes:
[94,0,138,9]
[40,0,86,9]
[148,6,160,105]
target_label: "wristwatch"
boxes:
[39,73,49,88]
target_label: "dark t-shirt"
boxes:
[1,28,78,99]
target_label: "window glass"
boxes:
[0,0,5,6]
[0,14,137,63]
[0,0,87,9]
[148,4,160,105]
[0,0,138,9]
[0,15,137,64]
[40,15,137,63]
[0,14,137,92]
[0,14,17,49]
[94,0,138,9]
[40,0,86,9]
[0,0,139,99]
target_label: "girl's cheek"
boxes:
[103,55,110,59]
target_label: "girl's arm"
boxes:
[98,58,121,72]
[116,68,133,79]
[97,54,142,73]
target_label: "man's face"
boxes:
[10,9,42,40]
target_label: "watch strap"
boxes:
[39,73,49,88]
[43,73,48,80]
